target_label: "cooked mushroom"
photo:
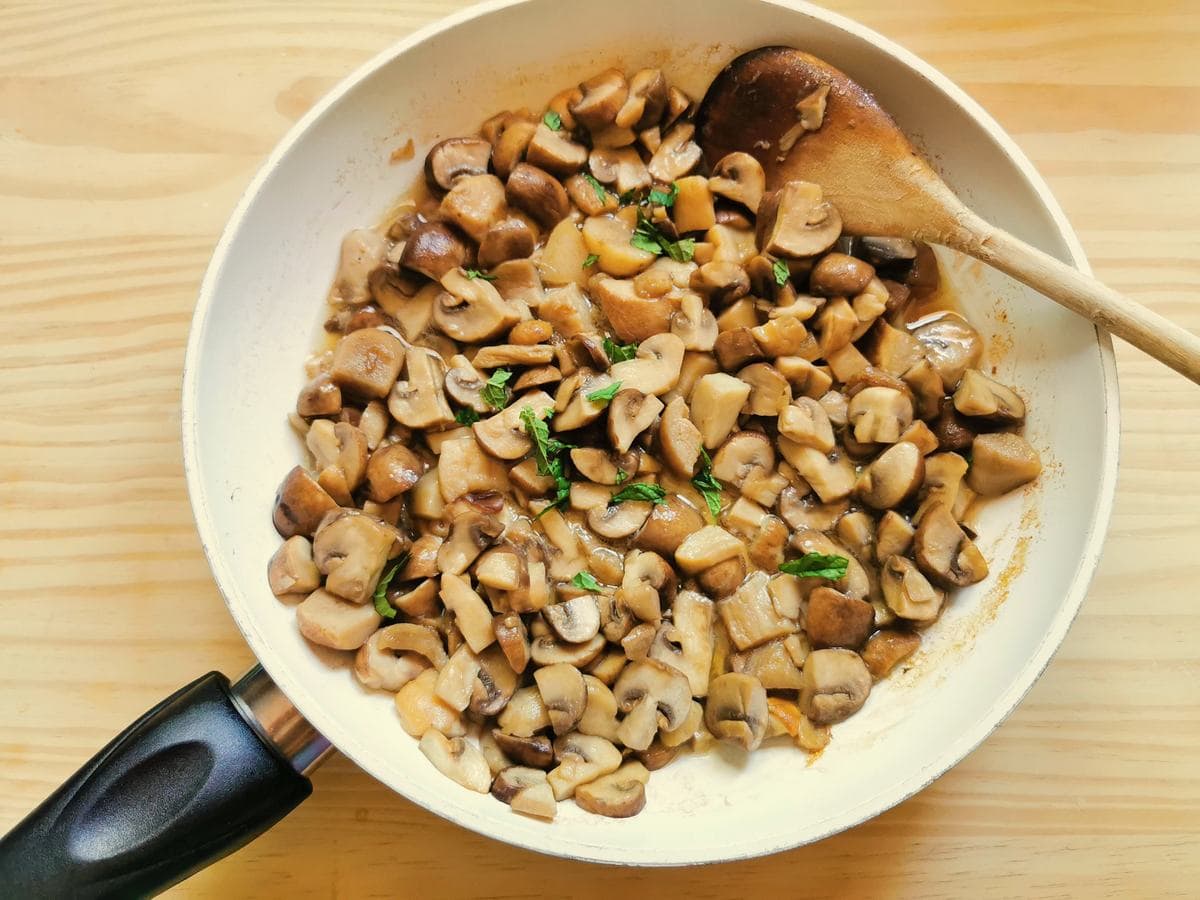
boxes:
[634,493,705,556]
[547,733,622,800]
[395,669,466,738]
[647,590,714,696]
[737,363,792,416]
[588,146,652,195]
[810,252,875,297]
[717,571,797,650]
[690,373,752,448]
[491,730,553,768]
[444,357,491,413]
[400,221,475,281]
[365,443,423,502]
[570,447,639,485]
[354,628,431,691]
[574,761,651,818]
[668,293,719,353]
[435,644,483,711]
[312,511,396,603]
[704,672,768,751]
[439,573,497,652]
[880,555,945,622]
[711,431,775,492]
[855,441,924,510]
[425,137,492,191]
[490,765,557,818]
[438,174,508,244]
[570,68,629,130]
[913,503,988,588]
[577,674,622,742]
[492,612,531,673]
[608,333,686,396]
[777,397,835,453]
[708,152,766,213]
[953,369,1026,423]
[438,503,504,575]
[471,390,554,459]
[296,587,382,651]
[675,525,744,575]
[533,663,588,735]
[731,640,803,690]
[437,435,509,501]
[268,535,321,596]
[613,659,692,751]
[588,274,672,341]
[777,440,855,503]
[505,163,570,229]
[606,389,663,454]
[327,229,387,308]
[434,268,521,343]
[525,122,588,176]
[861,629,921,680]
[647,123,702,182]
[760,181,841,258]
[967,432,1042,496]
[329,327,405,400]
[655,396,700,477]
[799,648,872,725]
[297,373,342,418]
[910,312,983,388]
[698,556,748,600]
[543,595,602,643]
[847,386,913,444]
[529,633,606,668]
[497,685,551,737]
[582,214,657,277]
[419,731,491,793]
[587,500,653,540]
[806,587,875,650]
[386,346,455,429]
[478,218,536,269]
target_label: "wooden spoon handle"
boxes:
[949,219,1200,384]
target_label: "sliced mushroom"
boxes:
[910,312,983,388]
[577,674,622,742]
[574,761,650,818]
[374,622,450,669]
[329,327,405,400]
[312,511,396,604]
[648,590,714,697]
[400,221,475,281]
[529,633,606,668]
[354,629,431,691]
[395,669,466,738]
[605,389,663,454]
[738,363,791,416]
[491,766,557,818]
[588,146,651,195]
[296,588,382,651]
[268,536,321,596]
[471,390,555,459]
[711,431,774,492]
[365,443,423,502]
[491,730,553,768]
[953,369,1026,423]
[855,441,925,510]
[387,346,455,429]
[847,386,913,445]
[570,447,639,485]
[880,555,945,623]
[525,122,588,176]
[913,503,989,588]
[675,525,745,575]
[799,648,872,725]
[543,595,602,643]
[810,252,875,297]
[613,659,692,751]
[497,685,551,737]
[777,397,835,453]
[967,432,1042,496]
[505,162,570,229]
[439,573,497,652]
[438,174,508,244]
[425,137,492,191]
[437,435,509,501]
[760,181,841,259]
[658,396,702,477]
[777,440,855,503]
[875,511,916,562]
[731,640,803,690]
[717,571,797,651]
[582,215,657,277]
[806,587,875,650]
[419,730,491,793]
[434,644,483,711]
[587,500,653,540]
[569,68,629,130]
[708,152,766,213]
[547,733,622,800]
[444,358,491,413]
[642,121,699,182]
[533,663,588,736]
[690,373,752,448]
[492,612,531,673]
[666,293,719,354]
[297,373,342,418]
[609,332,686,396]
[704,673,768,751]
[861,629,921,680]
[434,268,521,343]
[438,504,504,575]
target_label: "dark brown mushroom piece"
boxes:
[273,466,339,538]
[400,220,475,280]
[805,587,874,650]
[491,730,553,769]
[634,493,705,556]
[477,218,536,269]
[425,137,492,191]
[569,69,629,131]
[810,252,876,297]
[504,163,570,229]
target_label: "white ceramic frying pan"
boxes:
[0,0,1118,894]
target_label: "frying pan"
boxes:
[0,0,1119,894]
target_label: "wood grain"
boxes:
[1,1,1197,896]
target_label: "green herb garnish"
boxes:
[773,259,790,286]
[582,173,608,204]
[618,189,641,206]
[582,253,600,269]
[692,447,723,520]
[603,337,638,364]
[610,482,667,505]
[543,110,562,131]
[571,571,602,592]
[520,405,574,518]
[779,553,849,580]
[464,268,496,281]
[373,554,410,619]
[480,368,513,410]
[631,212,695,262]
[615,468,629,484]
[586,381,622,404]
[454,407,481,426]
[648,183,679,208]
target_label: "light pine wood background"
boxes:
[2,1,1198,896]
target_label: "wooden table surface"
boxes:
[2,1,1198,896]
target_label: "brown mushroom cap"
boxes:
[543,594,602,643]
[491,730,553,769]
[297,373,342,418]
[634,493,705,556]
[966,432,1042,496]
[425,137,492,191]
[573,761,649,818]
[440,173,508,243]
[861,629,921,680]
[704,672,769,751]
[525,122,588,176]
[805,587,875,649]
[400,220,475,280]
[478,218,536,269]
[910,312,983,389]
[854,441,925,510]
[365,443,424,501]
[329,327,406,400]
[505,163,570,229]
[809,252,876,297]
[799,648,872,725]
[273,466,338,538]
[658,396,703,477]
[570,69,629,130]
[708,152,766,214]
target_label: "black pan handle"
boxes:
[0,668,330,898]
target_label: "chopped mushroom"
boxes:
[613,659,692,751]
[913,503,989,588]
[425,137,492,190]
[491,766,557,819]
[647,123,702,182]
[547,733,622,799]
[534,662,588,735]
[505,163,570,229]
[434,268,521,343]
[574,761,651,818]
[268,536,321,596]
[690,373,752,448]
[761,181,842,259]
[312,511,397,604]
[388,346,454,429]
[805,587,874,649]
[705,673,768,751]
[419,730,491,793]
[848,387,913,444]
[967,432,1042,496]
[400,221,475,280]
[881,555,945,622]
[953,369,1026,423]
[800,648,872,725]
[708,152,766,213]
[329,328,405,400]
[297,588,382,651]
[608,389,663,454]
[543,595,602,643]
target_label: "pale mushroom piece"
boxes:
[354,630,431,692]
[617,550,676,623]
[741,466,789,510]
[582,214,658,278]
[847,386,913,445]
[800,648,872,725]
[672,175,716,233]
[855,441,925,510]
[818,388,849,427]
[777,396,835,453]
[717,571,798,651]
[529,633,606,669]
[471,390,555,460]
[574,761,651,819]
[537,219,590,288]
[433,269,522,344]
[296,588,382,651]
[547,733,623,800]
[577,675,622,742]
[387,346,455,430]
[312,511,396,604]
[513,366,562,394]
[689,373,752,448]
[790,527,871,601]
[619,623,655,660]
[953,369,1027,424]
[472,343,555,369]
[915,452,970,524]
[550,370,613,432]
[403,539,445,582]
[648,590,715,697]
[475,548,523,591]
[419,731,491,794]
[584,649,627,687]
[658,396,703,477]
[439,573,497,653]
[880,555,945,623]
[570,68,629,130]
[864,320,926,377]
[732,639,804,690]
[708,152,766,213]
[605,389,663,455]
[438,504,504,575]
[613,659,693,751]
[624,68,669,128]
[569,482,612,512]
[767,574,804,621]
[760,181,841,259]
[543,595,602,644]
[675,525,744,575]
[826,342,871,384]
[669,293,719,352]
[497,685,551,738]
[777,438,856,503]
[268,536,320,597]
[525,123,588,176]
[569,447,639,485]
[588,146,651,195]
[493,612,531,674]
[439,173,507,243]
[400,221,475,281]
[395,669,466,738]
[435,644,482,711]
[899,419,940,457]
[913,503,988,588]
[534,663,588,736]
[437,436,509,501]
[587,501,653,540]
[725,496,767,537]
[327,228,387,307]
[874,511,915,562]
[647,123,703,182]
[705,673,768,751]
[443,357,491,414]
[735,363,790,416]
[910,312,984,388]
[660,700,704,747]
[374,622,450,669]
[795,715,832,753]
[711,431,775,491]
[424,137,492,190]
[746,515,788,571]
[608,333,686,396]
[491,766,557,819]
[967,432,1042,496]
[329,327,406,400]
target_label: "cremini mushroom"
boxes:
[497,685,551,737]
[717,571,797,651]
[312,511,397,604]
[675,525,744,575]
[910,312,983,388]
[434,268,521,343]
[329,327,405,400]
[443,357,491,413]
[439,174,507,243]
[967,432,1042,496]
[647,123,702,182]
[616,550,676,623]
[810,252,875,297]
[690,373,752,448]
[777,397,835,453]
[589,274,671,341]
[491,766,558,819]
[806,587,875,649]
[534,663,588,735]
[713,328,765,371]
[607,389,663,454]
[711,431,775,491]
[438,502,504,575]
[588,146,651,195]
[395,669,466,738]
[609,333,686,396]
[658,396,702,476]
[634,493,705,556]
[613,659,692,751]
[388,346,455,429]
[670,293,719,352]
[731,640,803,690]
[570,68,629,130]
[365,443,423,502]
[543,595,602,643]
[578,675,622,742]
[440,573,498,652]
[855,441,924,510]
[587,500,653,540]
[673,175,716,233]
[425,137,492,190]
[493,612,531,673]
[547,733,622,800]
[419,731,491,793]
[847,386,913,444]
[296,588,382,651]
[570,447,639,485]
[738,363,792,416]
[328,229,387,307]
[268,536,321,597]
[647,590,715,696]
[704,673,768,751]
[708,152,766,213]
[529,632,606,668]
[799,648,872,725]
[525,122,588,176]
[760,181,842,258]
[297,373,342,418]
[478,218,536,269]
[471,390,554,459]
[435,644,483,711]
[354,628,431,692]
[953,369,1026,423]
[777,440,856,503]
[880,555,945,622]
[437,435,509,501]
[861,629,922,680]
[913,503,989,588]
[574,761,651,818]
[400,221,475,281]
[491,730,553,768]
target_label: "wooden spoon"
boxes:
[695,46,1200,383]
